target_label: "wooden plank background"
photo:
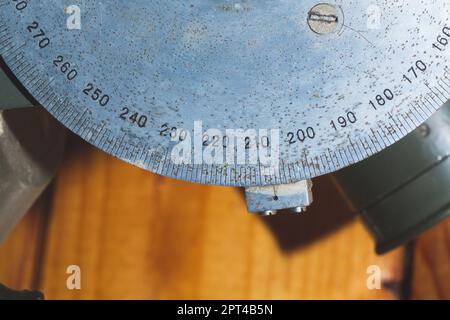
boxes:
[0,137,449,299]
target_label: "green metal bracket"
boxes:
[0,66,33,110]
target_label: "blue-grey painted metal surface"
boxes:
[1,1,450,186]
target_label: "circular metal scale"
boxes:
[1,0,450,187]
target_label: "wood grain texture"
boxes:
[412,217,450,299]
[34,139,404,300]
[3,138,450,299]
[0,192,50,291]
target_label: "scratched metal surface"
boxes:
[1,0,450,186]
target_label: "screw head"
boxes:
[307,3,341,35]
[291,207,306,214]
[416,124,430,138]
[259,210,277,216]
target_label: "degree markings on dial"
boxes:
[1,0,450,186]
